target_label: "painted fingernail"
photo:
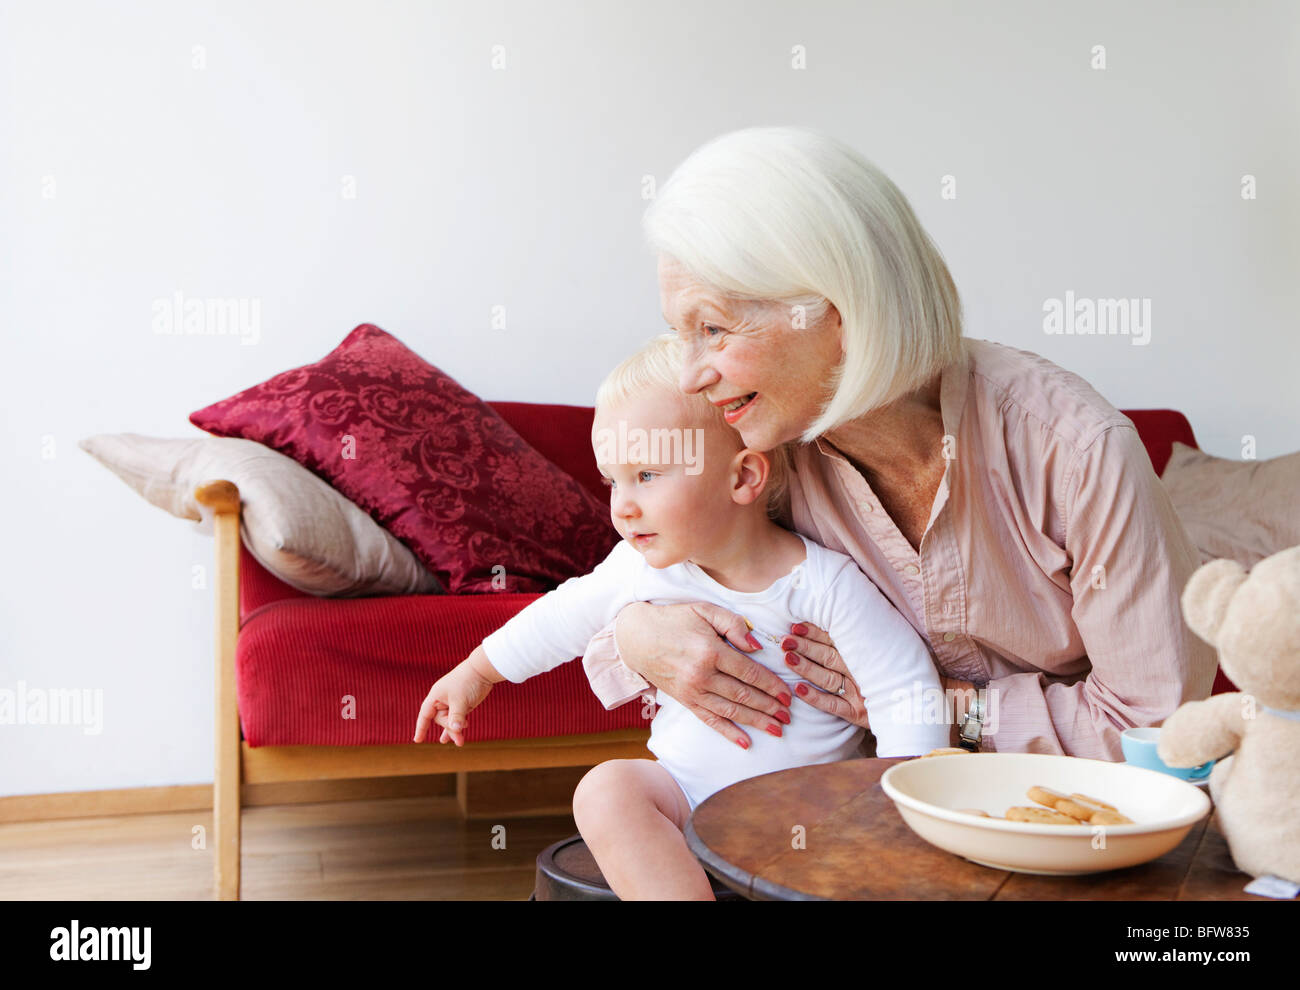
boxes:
[736,737,750,749]
[765,724,783,737]
[781,636,798,651]
[795,683,809,696]
[791,623,809,635]
[745,633,762,650]
[774,710,790,725]
[784,652,799,667]
[777,691,792,707]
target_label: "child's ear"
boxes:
[730,449,771,507]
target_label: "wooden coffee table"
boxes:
[684,757,1269,900]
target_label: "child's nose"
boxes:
[612,490,639,518]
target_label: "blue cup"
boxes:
[1121,726,1214,781]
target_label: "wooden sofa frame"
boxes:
[196,480,651,901]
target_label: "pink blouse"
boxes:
[580,339,1218,761]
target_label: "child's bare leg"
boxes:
[572,759,714,900]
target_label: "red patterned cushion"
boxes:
[190,324,617,593]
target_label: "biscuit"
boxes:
[1089,809,1134,826]
[993,788,1130,826]
[1006,806,1082,825]
[921,747,970,758]
[1043,808,1089,824]
[1070,792,1117,812]
[1026,785,1070,810]
[1054,797,1105,820]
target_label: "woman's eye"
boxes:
[703,324,724,337]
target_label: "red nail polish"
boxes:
[765,724,783,737]
[775,710,790,725]
[791,623,808,635]
[784,652,799,667]
[795,683,809,696]
[745,633,762,651]
[781,636,798,651]
[736,737,750,749]
[777,691,792,707]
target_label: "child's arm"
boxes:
[414,541,641,745]
[815,559,952,756]
[479,540,641,683]
[413,645,503,747]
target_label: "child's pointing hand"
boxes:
[413,646,504,746]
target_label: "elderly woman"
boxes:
[582,127,1216,761]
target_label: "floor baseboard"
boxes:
[0,774,461,823]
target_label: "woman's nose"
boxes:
[679,351,719,396]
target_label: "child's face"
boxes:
[591,390,745,568]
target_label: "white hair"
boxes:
[643,126,964,443]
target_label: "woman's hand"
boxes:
[787,624,980,745]
[779,622,870,729]
[614,601,794,749]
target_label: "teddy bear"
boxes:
[1158,543,1300,884]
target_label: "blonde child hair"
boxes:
[596,333,792,522]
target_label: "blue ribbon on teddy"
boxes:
[1262,705,1300,722]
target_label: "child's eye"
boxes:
[637,470,656,483]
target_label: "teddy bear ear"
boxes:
[1181,558,1248,648]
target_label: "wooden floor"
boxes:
[0,794,579,900]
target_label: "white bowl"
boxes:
[880,753,1212,875]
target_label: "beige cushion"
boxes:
[1160,441,1300,567]
[80,433,440,597]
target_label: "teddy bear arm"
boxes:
[1158,693,1245,767]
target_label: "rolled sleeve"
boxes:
[581,618,653,710]
[982,424,1218,760]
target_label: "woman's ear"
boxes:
[730,449,771,507]
[821,301,845,359]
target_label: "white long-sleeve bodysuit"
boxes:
[483,532,951,811]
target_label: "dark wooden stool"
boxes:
[533,833,746,900]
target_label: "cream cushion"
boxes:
[80,433,440,597]
[1160,441,1300,567]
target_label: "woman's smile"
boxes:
[717,392,758,424]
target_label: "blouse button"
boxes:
[943,632,956,643]
[904,564,920,576]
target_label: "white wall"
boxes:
[2,0,1297,796]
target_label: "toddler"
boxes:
[413,334,949,899]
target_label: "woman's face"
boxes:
[658,255,843,451]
